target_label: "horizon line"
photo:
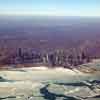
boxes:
[0,14,100,18]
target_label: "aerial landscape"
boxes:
[0,0,100,100]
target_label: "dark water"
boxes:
[40,84,79,100]
[38,79,100,100]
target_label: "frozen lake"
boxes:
[0,66,100,100]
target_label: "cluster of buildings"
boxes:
[1,48,91,67]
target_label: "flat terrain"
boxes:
[0,62,100,100]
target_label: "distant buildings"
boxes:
[0,48,91,67]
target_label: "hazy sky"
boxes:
[0,0,99,16]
